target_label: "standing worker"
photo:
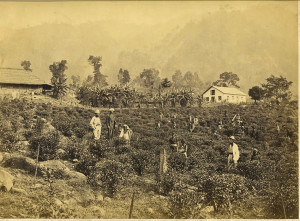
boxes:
[90,109,102,140]
[106,108,116,140]
[169,132,179,152]
[119,124,133,146]
[227,136,240,169]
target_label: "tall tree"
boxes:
[159,78,172,97]
[213,72,240,88]
[21,60,32,72]
[69,75,81,90]
[248,86,264,104]
[262,75,292,103]
[118,68,131,86]
[161,78,172,88]
[49,60,68,99]
[88,55,108,87]
[139,68,160,94]
[172,70,183,89]
[183,71,194,89]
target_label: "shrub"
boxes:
[237,160,276,182]
[74,143,102,186]
[158,171,176,196]
[89,140,111,158]
[265,181,298,219]
[24,129,34,140]
[73,126,87,139]
[198,173,250,215]
[63,138,85,160]
[115,143,131,154]
[94,160,125,197]
[0,128,18,152]
[168,189,202,218]
[168,153,187,172]
[29,131,60,161]
[130,149,152,176]
[133,136,165,150]
[52,114,73,137]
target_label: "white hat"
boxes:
[229,136,235,140]
[109,108,115,112]
[94,109,100,114]
[123,124,129,129]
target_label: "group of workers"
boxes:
[90,108,133,145]
[165,111,261,169]
[90,108,260,170]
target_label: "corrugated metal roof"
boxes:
[203,86,246,96]
[0,68,50,85]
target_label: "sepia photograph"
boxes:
[0,0,298,219]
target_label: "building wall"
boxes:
[203,87,246,104]
[0,84,44,99]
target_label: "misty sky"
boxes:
[0,1,298,95]
[0,1,249,28]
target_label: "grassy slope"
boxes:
[0,97,298,218]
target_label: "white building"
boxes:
[202,86,246,104]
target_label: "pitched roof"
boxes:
[0,68,51,85]
[203,86,246,96]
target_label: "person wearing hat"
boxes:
[106,108,116,140]
[228,136,240,169]
[90,109,102,140]
[119,124,133,145]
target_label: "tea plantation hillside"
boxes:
[0,98,298,218]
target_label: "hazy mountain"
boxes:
[0,4,297,95]
[0,20,180,83]
[113,6,297,94]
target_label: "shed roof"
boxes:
[0,68,51,86]
[202,86,246,96]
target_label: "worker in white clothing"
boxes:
[227,136,240,169]
[90,109,102,140]
[119,124,133,145]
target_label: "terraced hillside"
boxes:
[0,98,298,218]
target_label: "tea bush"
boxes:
[168,153,188,173]
[0,119,18,152]
[158,171,176,196]
[168,189,202,218]
[75,145,98,183]
[29,131,60,161]
[198,173,250,214]
[130,149,152,176]
[94,160,125,197]
[52,114,73,137]
[89,140,112,159]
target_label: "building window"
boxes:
[227,96,229,100]
[211,96,215,102]
[205,97,209,101]
[218,96,222,101]
[211,90,215,95]
[232,96,234,100]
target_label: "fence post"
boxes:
[159,148,168,175]
[34,143,40,184]
[128,192,135,219]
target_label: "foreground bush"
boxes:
[0,118,18,152]
[29,131,60,161]
[158,171,176,196]
[198,173,250,215]
[168,189,202,218]
[94,160,125,197]
[130,149,152,176]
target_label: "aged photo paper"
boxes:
[0,1,298,219]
